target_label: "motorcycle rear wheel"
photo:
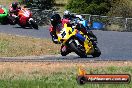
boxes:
[7,16,16,25]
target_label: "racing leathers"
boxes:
[50,14,61,44]
[9,3,21,22]
[49,14,97,56]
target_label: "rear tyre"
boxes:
[69,41,87,58]
[92,46,101,57]
[7,16,16,25]
[30,20,38,29]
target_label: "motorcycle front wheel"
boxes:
[30,20,38,29]
[60,45,71,56]
[69,40,87,58]
[92,45,101,57]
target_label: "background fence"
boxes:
[31,10,132,31]
[83,15,126,31]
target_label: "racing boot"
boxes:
[50,32,60,44]
[77,24,97,41]
[52,35,60,44]
[12,14,19,23]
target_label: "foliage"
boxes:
[66,0,132,17]
[107,0,132,17]
[66,0,111,15]
[23,0,55,10]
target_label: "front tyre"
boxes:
[92,46,101,57]
[30,20,38,29]
[60,45,71,56]
[69,41,87,58]
[61,50,70,56]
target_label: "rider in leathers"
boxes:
[50,10,97,56]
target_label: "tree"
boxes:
[107,0,132,17]
[66,0,132,17]
[66,0,111,15]
[24,0,55,10]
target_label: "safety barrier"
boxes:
[31,9,132,31]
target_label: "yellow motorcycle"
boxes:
[56,23,101,58]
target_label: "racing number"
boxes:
[69,30,72,35]
[61,31,66,38]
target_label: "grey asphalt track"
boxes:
[0,24,51,38]
[0,24,132,61]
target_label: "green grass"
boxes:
[0,66,131,88]
[0,40,9,53]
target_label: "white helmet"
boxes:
[64,10,71,15]
[76,15,83,20]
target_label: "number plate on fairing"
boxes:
[57,28,67,39]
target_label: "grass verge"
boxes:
[0,33,60,57]
[0,62,131,88]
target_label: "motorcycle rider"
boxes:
[9,2,21,14]
[9,2,21,20]
[49,11,97,56]
[50,11,89,44]
[62,11,99,56]
[63,10,97,41]
[50,13,62,44]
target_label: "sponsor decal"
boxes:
[77,67,131,85]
